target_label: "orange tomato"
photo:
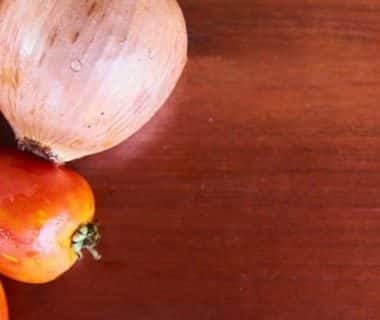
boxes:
[0,149,99,284]
[0,282,8,320]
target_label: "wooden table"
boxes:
[2,0,380,319]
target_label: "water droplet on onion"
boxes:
[70,59,82,72]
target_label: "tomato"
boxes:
[0,150,99,283]
[0,282,8,320]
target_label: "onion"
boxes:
[0,0,187,163]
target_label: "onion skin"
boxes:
[0,0,188,163]
[0,283,8,320]
[0,149,97,284]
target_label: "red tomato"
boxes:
[0,150,99,283]
[0,282,8,320]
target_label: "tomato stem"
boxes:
[72,223,101,260]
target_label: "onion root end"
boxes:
[17,137,63,165]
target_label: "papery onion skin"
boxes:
[0,149,98,284]
[0,0,188,163]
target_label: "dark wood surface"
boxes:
[3,0,380,319]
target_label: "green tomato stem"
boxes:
[72,223,101,260]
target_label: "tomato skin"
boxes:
[0,282,8,320]
[0,149,95,283]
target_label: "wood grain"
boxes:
[2,0,380,319]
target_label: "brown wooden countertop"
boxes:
[3,0,380,319]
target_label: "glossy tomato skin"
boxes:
[0,282,8,320]
[0,149,95,283]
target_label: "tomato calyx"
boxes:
[72,223,101,260]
